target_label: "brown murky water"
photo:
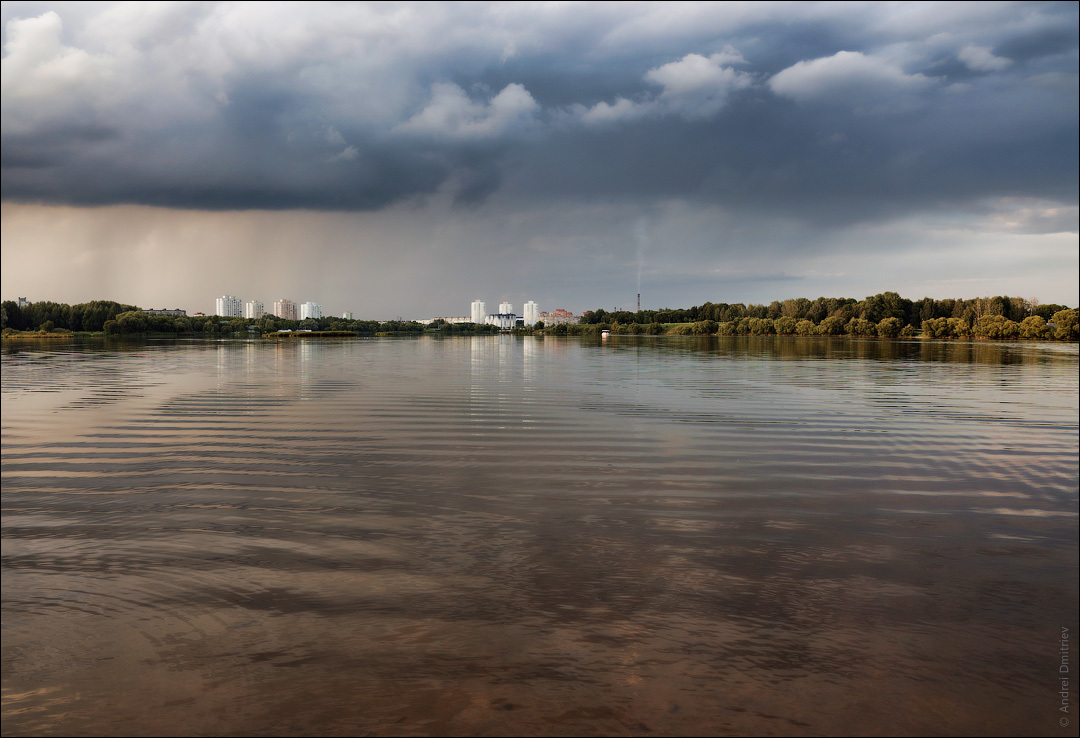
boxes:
[2,335,1077,736]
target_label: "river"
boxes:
[2,335,1077,736]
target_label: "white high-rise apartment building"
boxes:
[499,301,513,315]
[471,299,486,324]
[216,294,242,318]
[244,300,264,319]
[523,301,539,325]
[299,302,322,320]
[274,299,297,321]
[342,311,353,320]
[485,313,517,329]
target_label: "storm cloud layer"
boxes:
[3,1,1077,216]
[1,2,1077,314]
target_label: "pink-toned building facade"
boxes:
[273,299,297,321]
[539,309,578,326]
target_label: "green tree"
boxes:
[774,316,797,335]
[974,314,1010,339]
[116,311,148,333]
[946,317,971,338]
[748,318,775,335]
[818,316,845,335]
[921,317,948,338]
[1049,309,1078,341]
[845,318,876,336]
[1019,316,1047,339]
[876,317,902,338]
[1035,303,1068,321]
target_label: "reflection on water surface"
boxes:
[2,335,1077,736]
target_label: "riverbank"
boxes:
[1,331,101,340]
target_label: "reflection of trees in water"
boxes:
[600,333,1072,366]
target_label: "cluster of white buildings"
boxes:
[427,299,577,329]
[214,293,576,328]
[215,295,332,321]
[424,300,579,329]
[468,299,537,329]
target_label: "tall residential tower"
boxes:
[523,301,539,325]
[273,299,297,321]
[471,299,486,324]
[215,295,242,318]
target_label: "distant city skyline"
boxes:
[1,2,1077,313]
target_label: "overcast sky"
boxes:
[2,1,1077,318]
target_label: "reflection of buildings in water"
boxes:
[265,337,319,401]
[522,335,538,383]
[469,333,487,376]
[297,340,315,398]
[540,334,570,362]
[468,334,514,381]
[467,336,531,430]
[214,341,247,380]
[497,334,513,382]
[243,339,258,371]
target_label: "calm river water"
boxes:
[2,335,1077,736]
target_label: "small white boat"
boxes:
[601,330,611,338]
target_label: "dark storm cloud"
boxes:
[1,1,1077,225]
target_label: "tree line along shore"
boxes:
[577,292,1077,341]
[1,293,1077,341]
[0,300,501,338]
